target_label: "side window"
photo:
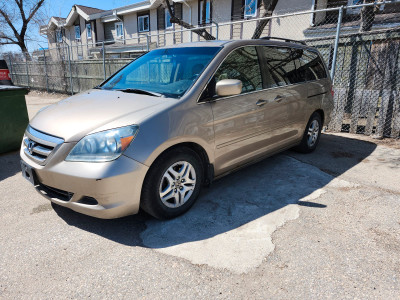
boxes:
[296,49,328,81]
[262,47,300,86]
[214,46,262,94]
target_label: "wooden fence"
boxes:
[8,59,132,95]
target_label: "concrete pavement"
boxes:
[0,92,399,298]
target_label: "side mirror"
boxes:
[215,79,242,97]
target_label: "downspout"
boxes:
[310,0,316,27]
[113,9,125,44]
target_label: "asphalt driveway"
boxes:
[0,93,399,299]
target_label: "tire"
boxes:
[140,147,204,220]
[294,112,322,153]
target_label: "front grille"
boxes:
[23,126,64,165]
[37,182,74,202]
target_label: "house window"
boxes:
[165,8,173,29]
[138,15,150,32]
[346,0,363,14]
[115,22,124,38]
[199,0,211,24]
[244,0,257,18]
[86,23,92,39]
[56,30,63,43]
[74,25,81,40]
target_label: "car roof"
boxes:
[159,39,315,51]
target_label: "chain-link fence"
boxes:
[2,1,400,138]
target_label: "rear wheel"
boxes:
[140,148,204,219]
[294,112,322,153]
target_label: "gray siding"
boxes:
[157,5,165,30]
[157,3,182,30]
[231,0,243,20]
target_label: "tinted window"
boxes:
[262,47,300,86]
[214,46,262,94]
[262,47,328,87]
[295,49,327,81]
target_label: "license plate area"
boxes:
[21,160,37,186]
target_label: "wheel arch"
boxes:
[145,141,214,186]
[314,109,325,126]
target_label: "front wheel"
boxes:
[294,112,322,153]
[140,148,204,219]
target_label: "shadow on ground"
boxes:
[52,204,149,246]
[6,134,377,247]
[0,150,21,181]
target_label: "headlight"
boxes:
[66,125,139,162]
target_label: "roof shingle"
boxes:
[75,5,105,15]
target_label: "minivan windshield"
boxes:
[100,47,221,98]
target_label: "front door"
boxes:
[207,46,273,175]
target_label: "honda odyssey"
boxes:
[20,38,334,219]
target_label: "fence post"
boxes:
[102,41,106,81]
[146,34,150,52]
[25,54,30,88]
[67,45,73,95]
[43,50,49,93]
[330,6,343,82]
[212,21,219,40]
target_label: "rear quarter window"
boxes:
[261,46,327,87]
[262,47,299,86]
[295,49,328,81]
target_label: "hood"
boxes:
[29,89,175,142]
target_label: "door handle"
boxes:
[274,95,284,103]
[256,99,267,107]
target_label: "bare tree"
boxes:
[0,0,46,59]
[165,0,215,40]
[251,0,279,39]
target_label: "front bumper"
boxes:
[20,143,149,219]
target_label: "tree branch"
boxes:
[15,0,27,23]
[251,0,279,39]
[0,35,18,43]
[26,0,45,23]
[0,41,18,45]
[0,7,21,43]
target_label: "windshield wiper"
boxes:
[118,88,162,97]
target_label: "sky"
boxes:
[1,0,142,53]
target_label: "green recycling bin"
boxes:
[0,85,29,154]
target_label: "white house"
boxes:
[39,0,400,59]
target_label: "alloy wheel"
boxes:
[307,119,320,148]
[159,161,197,208]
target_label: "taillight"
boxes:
[331,87,334,98]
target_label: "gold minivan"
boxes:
[20,39,334,219]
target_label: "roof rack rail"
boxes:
[259,36,307,45]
